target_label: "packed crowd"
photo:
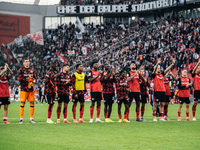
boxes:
[4,14,200,88]
[60,0,154,5]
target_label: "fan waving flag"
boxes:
[27,31,44,45]
[56,52,66,63]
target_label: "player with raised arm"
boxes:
[116,70,130,123]
[71,64,87,123]
[56,63,71,123]
[88,60,103,123]
[139,68,150,121]
[177,69,193,121]
[101,63,116,123]
[0,63,13,124]
[18,58,37,124]
[45,64,57,124]
[127,63,145,122]
[152,58,175,121]
[191,59,200,121]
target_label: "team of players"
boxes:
[0,58,200,124]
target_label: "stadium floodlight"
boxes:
[132,16,135,20]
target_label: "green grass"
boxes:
[0,102,200,150]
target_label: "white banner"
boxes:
[75,17,85,33]
[27,31,44,45]
[57,0,175,14]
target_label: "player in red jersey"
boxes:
[88,60,103,123]
[177,69,193,121]
[0,64,13,124]
[101,63,116,123]
[192,59,200,121]
[116,70,130,123]
[71,64,88,123]
[139,68,150,121]
[152,58,175,121]
[18,58,37,124]
[45,64,57,124]
[163,71,175,121]
[56,63,71,123]
[127,63,145,122]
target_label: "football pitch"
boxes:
[0,102,200,150]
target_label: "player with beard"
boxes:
[0,64,13,124]
[101,63,116,123]
[152,58,175,121]
[45,64,57,124]
[127,63,145,122]
[163,71,175,121]
[116,70,130,123]
[177,69,192,121]
[56,63,71,123]
[192,59,200,121]
[139,68,150,121]
[71,64,88,123]
[18,58,37,124]
[88,60,104,123]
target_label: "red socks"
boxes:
[192,105,196,118]
[48,104,53,119]
[141,106,145,118]
[178,112,181,118]
[63,107,67,119]
[153,112,156,119]
[164,104,168,116]
[105,113,108,118]
[57,107,61,119]
[186,113,189,118]
[136,106,140,120]
[90,106,94,119]
[97,106,101,118]
[72,105,77,120]
[118,114,122,119]
[80,105,84,119]
[160,112,163,119]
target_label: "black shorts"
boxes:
[0,97,10,105]
[154,92,166,102]
[118,99,128,105]
[46,95,55,105]
[58,94,70,103]
[73,94,84,103]
[194,90,200,101]
[103,93,114,105]
[129,92,140,102]
[141,94,148,103]
[165,95,171,103]
[179,97,190,104]
[91,92,102,102]
[171,91,174,97]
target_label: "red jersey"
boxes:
[178,77,191,97]
[140,77,150,95]
[101,71,116,94]
[164,77,171,96]
[128,71,140,93]
[89,70,102,93]
[18,67,36,92]
[0,76,10,97]
[56,72,71,96]
[45,70,56,96]
[192,73,200,91]
[152,72,166,92]
[116,76,129,100]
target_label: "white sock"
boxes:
[47,118,50,121]
[79,118,82,120]
[64,119,66,121]
[3,117,7,119]
[30,118,33,121]
[20,118,23,120]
